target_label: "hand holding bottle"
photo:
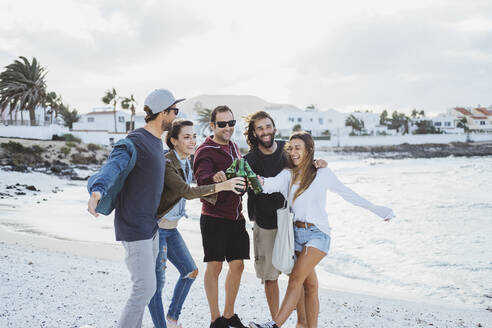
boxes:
[216,177,246,195]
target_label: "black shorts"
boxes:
[200,215,250,262]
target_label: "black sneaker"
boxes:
[225,314,247,328]
[210,316,229,328]
[248,321,279,328]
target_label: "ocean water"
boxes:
[0,155,491,309]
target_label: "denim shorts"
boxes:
[294,224,331,254]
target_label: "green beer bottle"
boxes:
[235,159,247,194]
[244,160,263,194]
[225,159,238,179]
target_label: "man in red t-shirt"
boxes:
[193,106,248,328]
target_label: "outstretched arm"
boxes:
[261,169,292,199]
[323,168,394,220]
[87,143,132,217]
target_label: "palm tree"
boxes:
[102,88,120,132]
[379,109,389,125]
[195,106,212,137]
[43,91,62,124]
[345,114,364,135]
[389,111,410,134]
[58,102,80,129]
[0,56,47,126]
[121,94,137,131]
[457,117,471,142]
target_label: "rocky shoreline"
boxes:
[328,141,492,159]
[0,137,109,180]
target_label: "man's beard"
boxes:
[161,120,172,132]
[257,132,275,148]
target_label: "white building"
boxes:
[349,111,389,135]
[268,106,351,138]
[448,107,492,132]
[469,108,492,131]
[72,107,131,133]
[431,114,462,133]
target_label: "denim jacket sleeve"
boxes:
[87,141,132,196]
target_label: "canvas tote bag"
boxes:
[272,190,295,274]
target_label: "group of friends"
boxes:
[87,88,395,328]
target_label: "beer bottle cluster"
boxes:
[225,159,263,195]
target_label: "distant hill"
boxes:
[180,94,302,118]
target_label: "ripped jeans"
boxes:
[148,228,197,327]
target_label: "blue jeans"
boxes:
[148,228,197,327]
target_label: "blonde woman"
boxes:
[249,131,394,328]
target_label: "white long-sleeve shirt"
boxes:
[262,168,395,235]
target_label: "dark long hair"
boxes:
[243,110,276,149]
[286,131,317,202]
[165,119,194,149]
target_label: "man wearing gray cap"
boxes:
[88,89,183,328]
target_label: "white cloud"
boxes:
[1,0,491,114]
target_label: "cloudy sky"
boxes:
[1,0,492,115]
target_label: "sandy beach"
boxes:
[1,225,490,328]
[1,168,491,328]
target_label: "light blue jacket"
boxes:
[87,138,136,215]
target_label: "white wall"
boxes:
[0,125,69,140]
[73,111,130,133]
[316,133,492,147]
[0,124,129,146]
[71,131,128,145]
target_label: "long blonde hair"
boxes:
[286,131,317,202]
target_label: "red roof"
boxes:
[454,107,471,115]
[474,108,491,116]
[470,116,487,119]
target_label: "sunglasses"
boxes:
[164,107,179,115]
[215,120,236,128]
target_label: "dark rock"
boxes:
[15,192,26,195]
[51,165,62,173]
[70,176,90,181]
[26,185,38,191]
[74,165,90,170]
[11,165,28,172]
[334,142,492,159]
[52,160,67,167]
